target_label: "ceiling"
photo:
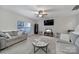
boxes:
[0,5,77,20]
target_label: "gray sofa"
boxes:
[0,31,27,49]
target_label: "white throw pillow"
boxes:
[5,33,12,39]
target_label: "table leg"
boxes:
[41,46,48,53]
[34,46,40,53]
[33,45,35,53]
[33,45,48,53]
[46,46,47,53]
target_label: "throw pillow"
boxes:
[5,33,12,39]
[10,31,18,36]
[7,31,17,36]
[0,31,7,37]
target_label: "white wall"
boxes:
[37,15,77,34]
[76,13,79,26]
[0,8,34,35]
[74,13,79,32]
[54,16,77,33]
[0,7,77,35]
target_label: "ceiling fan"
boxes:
[26,6,58,18]
[35,10,48,18]
[72,5,79,10]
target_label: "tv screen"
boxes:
[44,19,54,25]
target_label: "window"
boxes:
[17,21,24,29]
[24,23,31,33]
[17,21,31,33]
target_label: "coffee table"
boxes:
[32,40,48,53]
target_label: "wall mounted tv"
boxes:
[44,19,54,26]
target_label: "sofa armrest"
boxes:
[0,37,6,49]
[70,32,79,44]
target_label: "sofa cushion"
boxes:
[7,31,18,36]
[6,36,18,41]
[18,31,23,35]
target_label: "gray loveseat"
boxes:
[0,31,27,49]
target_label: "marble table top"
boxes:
[32,39,48,47]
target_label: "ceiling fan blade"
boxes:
[42,13,48,15]
[44,9,57,12]
[44,8,63,12]
[72,5,79,10]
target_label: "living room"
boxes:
[0,5,79,54]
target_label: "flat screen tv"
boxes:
[44,19,54,26]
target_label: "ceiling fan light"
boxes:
[35,10,48,18]
[42,12,47,15]
[35,12,39,14]
[39,14,42,17]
